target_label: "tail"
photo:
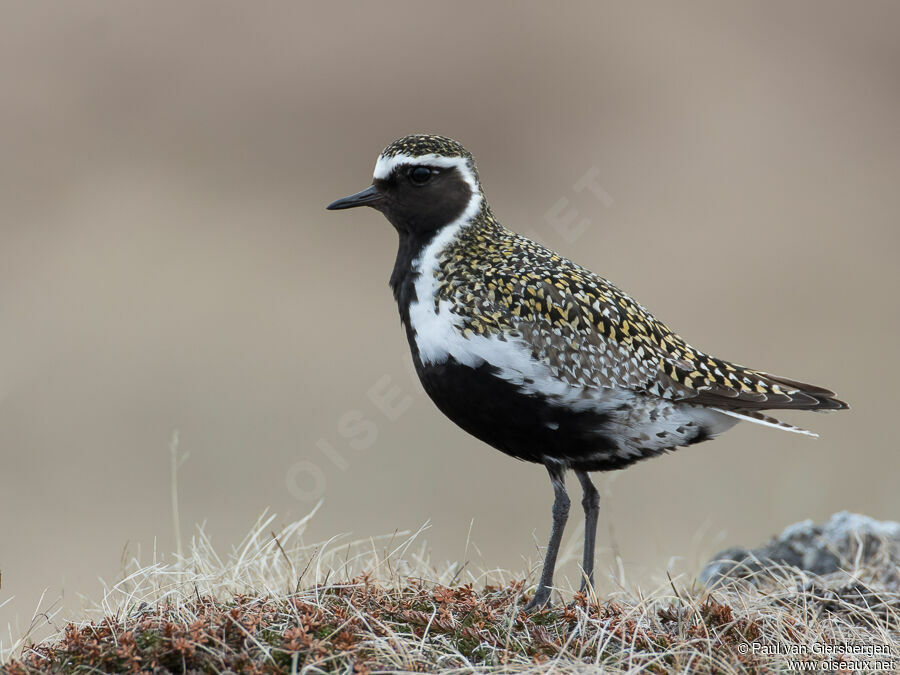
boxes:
[688,368,849,412]
[711,408,819,437]
[758,373,849,412]
[707,373,848,437]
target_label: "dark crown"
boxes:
[380,134,473,161]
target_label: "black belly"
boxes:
[415,357,653,472]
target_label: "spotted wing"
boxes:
[489,271,846,412]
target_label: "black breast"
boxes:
[412,356,653,471]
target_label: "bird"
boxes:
[326,134,848,610]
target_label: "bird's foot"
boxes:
[524,586,552,612]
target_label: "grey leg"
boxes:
[525,460,569,611]
[575,470,600,593]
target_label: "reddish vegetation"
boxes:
[4,577,771,674]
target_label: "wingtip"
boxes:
[817,397,850,412]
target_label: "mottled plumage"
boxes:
[327,134,848,609]
[434,208,845,413]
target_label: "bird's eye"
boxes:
[408,166,433,185]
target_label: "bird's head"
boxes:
[327,134,484,235]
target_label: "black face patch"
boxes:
[374,164,473,235]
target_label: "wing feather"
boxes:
[496,273,848,411]
[439,226,847,413]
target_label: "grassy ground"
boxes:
[2,509,898,674]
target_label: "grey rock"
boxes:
[701,511,900,588]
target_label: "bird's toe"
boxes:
[524,588,552,612]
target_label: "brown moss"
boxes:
[3,578,780,674]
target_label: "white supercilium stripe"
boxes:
[373,153,479,189]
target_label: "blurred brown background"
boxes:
[2,0,898,641]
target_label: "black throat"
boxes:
[388,211,477,360]
[376,165,475,297]
[384,197,476,324]
[389,229,433,308]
